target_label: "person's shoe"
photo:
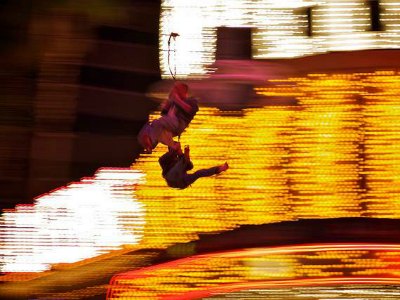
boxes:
[217,162,229,174]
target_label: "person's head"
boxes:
[170,82,189,100]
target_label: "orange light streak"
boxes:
[108,243,400,299]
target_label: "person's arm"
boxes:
[160,99,172,115]
[184,145,190,160]
[169,90,192,113]
[183,145,193,170]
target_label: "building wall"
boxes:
[0,0,162,209]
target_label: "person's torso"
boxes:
[174,97,198,125]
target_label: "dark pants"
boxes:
[165,158,219,189]
[183,167,219,187]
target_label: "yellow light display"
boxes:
[134,106,295,248]
[131,70,400,249]
[107,243,400,299]
[2,70,400,298]
[363,72,400,216]
[257,70,400,218]
[160,0,400,78]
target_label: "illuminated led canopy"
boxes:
[2,70,400,280]
[131,70,400,250]
[160,0,400,78]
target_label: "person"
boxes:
[137,82,199,154]
[159,145,229,189]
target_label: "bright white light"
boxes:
[0,168,145,273]
[160,0,400,78]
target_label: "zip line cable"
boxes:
[167,32,179,80]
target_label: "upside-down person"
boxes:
[159,145,229,189]
[137,82,198,154]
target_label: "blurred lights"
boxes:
[160,0,400,78]
[2,70,400,284]
[0,168,145,273]
[107,243,400,299]
[128,70,400,249]
[257,70,400,217]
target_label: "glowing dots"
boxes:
[255,70,400,219]
[160,0,400,78]
[132,106,295,249]
[0,168,145,273]
[129,70,400,249]
[107,243,400,299]
[363,72,400,217]
[3,70,400,282]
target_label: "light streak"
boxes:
[108,243,400,299]
[160,0,400,78]
[0,168,145,272]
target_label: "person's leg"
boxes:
[183,167,219,186]
[154,113,180,135]
[165,158,188,188]
[151,117,182,154]
[158,106,188,137]
[184,162,229,186]
[137,123,156,153]
[159,131,182,153]
[152,117,182,153]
